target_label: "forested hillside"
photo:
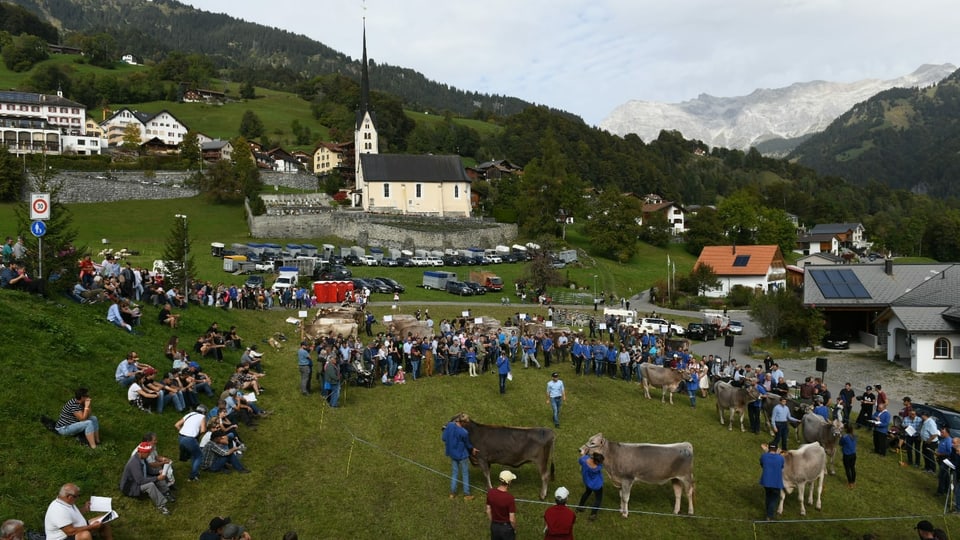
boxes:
[4,0,542,118]
[791,68,960,198]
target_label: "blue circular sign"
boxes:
[30,220,47,237]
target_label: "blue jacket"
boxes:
[442,421,472,460]
[579,454,604,490]
[759,451,785,489]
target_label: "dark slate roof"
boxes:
[798,253,844,264]
[803,263,951,307]
[797,233,838,243]
[201,140,230,151]
[891,264,960,307]
[889,306,960,333]
[809,222,863,235]
[0,90,83,108]
[359,154,469,183]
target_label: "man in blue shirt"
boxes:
[546,372,566,428]
[496,347,511,395]
[442,414,478,500]
[748,380,767,434]
[759,443,785,520]
[541,335,554,368]
[871,402,892,456]
[769,397,799,450]
[936,426,953,496]
[813,397,831,422]
[297,340,313,396]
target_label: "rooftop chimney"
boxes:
[884,259,893,276]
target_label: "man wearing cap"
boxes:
[119,442,172,515]
[221,523,251,540]
[546,372,566,428]
[297,340,313,396]
[916,520,936,539]
[543,486,575,540]
[486,470,517,539]
[442,414,479,500]
[200,516,230,540]
[855,386,876,428]
[759,443,785,520]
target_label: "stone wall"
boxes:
[245,202,517,250]
[34,170,318,203]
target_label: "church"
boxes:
[351,23,472,217]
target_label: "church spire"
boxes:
[359,17,370,120]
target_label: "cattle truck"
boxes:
[469,271,503,292]
[422,271,457,290]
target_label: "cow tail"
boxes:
[550,460,555,481]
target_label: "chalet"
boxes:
[694,245,787,298]
[349,23,470,217]
[808,222,867,251]
[201,140,233,162]
[101,108,189,147]
[121,54,138,65]
[466,159,523,181]
[182,88,227,104]
[804,261,959,372]
[266,148,302,173]
[796,232,840,256]
[291,150,313,170]
[637,194,685,236]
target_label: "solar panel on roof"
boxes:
[809,269,871,299]
[733,255,750,267]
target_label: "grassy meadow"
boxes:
[0,197,958,538]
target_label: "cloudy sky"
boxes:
[185,0,959,125]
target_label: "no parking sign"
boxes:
[30,193,50,220]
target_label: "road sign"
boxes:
[30,220,47,237]
[30,193,50,220]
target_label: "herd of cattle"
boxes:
[454,391,838,520]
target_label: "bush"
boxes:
[727,285,755,307]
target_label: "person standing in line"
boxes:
[44,483,113,540]
[686,369,699,408]
[840,424,857,488]
[297,340,313,396]
[935,426,954,497]
[872,402,891,456]
[748,379,767,434]
[496,346,511,395]
[838,382,856,425]
[769,396,799,451]
[576,452,604,521]
[921,410,941,473]
[543,486,575,540]
[442,413,478,500]
[486,470,517,540]
[546,372,566,428]
[322,354,341,408]
[759,443,785,521]
[902,408,923,468]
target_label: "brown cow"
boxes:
[457,416,555,500]
[639,364,684,404]
[579,433,695,516]
[714,381,760,432]
[799,407,843,475]
[778,442,826,516]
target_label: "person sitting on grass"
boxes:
[54,388,101,449]
[159,303,181,328]
[127,372,160,413]
[200,431,250,474]
[107,297,133,333]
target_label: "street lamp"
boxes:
[174,214,188,300]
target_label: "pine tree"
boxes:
[160,215,195,293]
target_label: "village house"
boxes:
[694,245,787,298]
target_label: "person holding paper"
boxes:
[902,408,923,467]
[120,442,173,515]
[44,483,114,540]
[936,426,954,496]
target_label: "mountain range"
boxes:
[599,64,957,153]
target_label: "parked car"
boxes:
[410,256,429,267]
[728,320,744,335]
[244,275,265,289]
[425,256,444,267]
[463,281,487,295]
[396,257,415,267]
[912,403,960,439]
[343,254,362,266]
[635,318,685,336]
[822,333,850,350]
[314,264,351,281]
[445,280,474,296]
[374,276,405,293]
[685,322,718,341]
[364,278,395,294]
[360,255,379,266]
[379,257,398,267]
[442,254,462,266]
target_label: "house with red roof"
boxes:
[694,245,787,298]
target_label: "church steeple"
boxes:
[359,18,371,123]
[354,14,379,207]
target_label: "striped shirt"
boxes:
[55,399,82,429]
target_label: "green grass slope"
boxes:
[0,286,956,538]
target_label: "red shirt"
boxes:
[543,504,576,539]
[486,488,516,523]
